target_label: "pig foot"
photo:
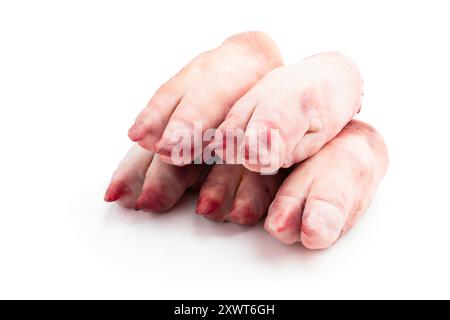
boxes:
[128,31,283,165]
[265,120,389,249]
[213,51,363,173]
[104,144,205,212]
[196,164,285,225]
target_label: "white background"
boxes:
[1,0,449,299]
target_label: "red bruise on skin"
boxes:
[300,223,315,238]
[299,88,318,115]
[228,204,260,225]
[272,209,298,233]
[238,206,259,225]
[244,213,259,225]
[196,198,222,216]
[104,183,131,202]
[135,191,172,212]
